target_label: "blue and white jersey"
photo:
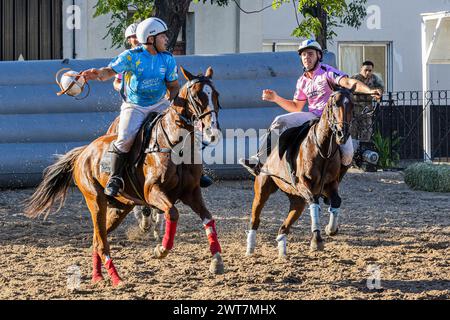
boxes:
[108,46,178,107]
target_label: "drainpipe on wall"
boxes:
[235,0,240,53]
[72,0,76,59]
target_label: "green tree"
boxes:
[94,0,367,52]
[287,0,367,49]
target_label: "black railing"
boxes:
[370,90,450,162]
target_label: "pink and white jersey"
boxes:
[294,63,348,117]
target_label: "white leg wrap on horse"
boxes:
[246,230,257,255]
[327,207,339,233]
[309,203,321,232]
[276,234,287,257]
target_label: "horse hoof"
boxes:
[325,225,339,236]
[139,217,152,233]
[278,253,287,260]
[209,253,225,275]
[246,247,255,257]
[91,275,104,284]
[112,279,124,288]
[310,239,325,252]
[310,241,324,252]
[153,245,169,259]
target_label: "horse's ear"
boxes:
[205,66,213,79]
[180,66,194,81]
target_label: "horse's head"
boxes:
[177,66,221,146]
[328,88,354,145]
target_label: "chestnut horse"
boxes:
[246,89,354,257]
[25,66,224,286]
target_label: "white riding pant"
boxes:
[270,111,354,166]
[114,99,170,153]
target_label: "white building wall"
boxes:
[60,0,450,92]
[63,0,123,60]
[262,0,302,51]
[328,0,450,91]
[188,0,263,54]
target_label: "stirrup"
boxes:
[104,176,124,197]
[238,158,261,177]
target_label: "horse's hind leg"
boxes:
[84,188,122,287]
[324,182,341,236]
[276,195,306,258]
[247,175,278,256]
[181,187,224,275]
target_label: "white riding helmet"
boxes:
[136,17,168,44]
[298,39,323,55]
[125,23,138,39]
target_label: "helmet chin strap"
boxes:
[144,35,161,53]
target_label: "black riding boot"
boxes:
[239,129,275,176]
[104,146,128,197]
[200,174,214,188]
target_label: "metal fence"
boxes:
[373,90,450,162]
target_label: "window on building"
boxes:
[263,42,298,52]
[338,42,392,91]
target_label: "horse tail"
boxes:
[24,146,87,219]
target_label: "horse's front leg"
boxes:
[324,182,341,236]
[309,196,325,252]
[147,188,178,259]
[302,177,325,252]
[181,187,224,275]
[276,195,306,258]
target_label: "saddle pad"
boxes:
[278,118,319,174]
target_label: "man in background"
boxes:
[351,61,384,143]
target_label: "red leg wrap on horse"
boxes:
[92,252,103,283]
[105,259,121,286]
[205,220,222,255]
[162,219,177,250]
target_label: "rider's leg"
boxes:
[104,144,128,197]
[240,112,316,176]
[105,103,148,196]
[338,136,355,182]
[239,128,278,176]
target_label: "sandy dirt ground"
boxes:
[0,169,448,300]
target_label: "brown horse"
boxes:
[25,66,224,286]
[245,89,354,257]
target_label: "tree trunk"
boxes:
[315,4,327,50]
[154,0,192,53]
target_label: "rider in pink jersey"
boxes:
[240,39,382,180]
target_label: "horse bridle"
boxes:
[327,91,352,143]
[313,91,352,159]
[172,76,221,127]
[152,76,221,155]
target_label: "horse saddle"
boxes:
[100,112,163,174]
[277,118,319,176]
